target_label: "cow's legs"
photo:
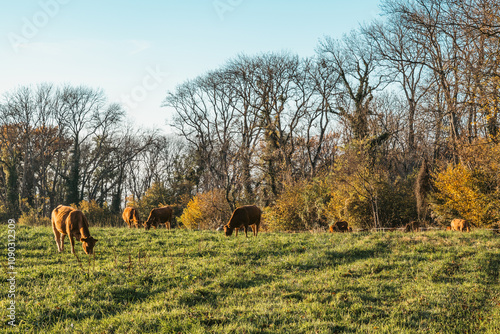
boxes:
[68,235,76,254]
[52,222,63,252]
[252,224,259,237]
[244,225,249,238]
[165,221,171,230]
[60,234,66,251]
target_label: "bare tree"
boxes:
[56,85,106,204]
[318,31,384,141]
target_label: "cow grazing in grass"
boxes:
[329,221,349,232]
[404,221,419,232]
[51,205,98,255]
[144,206,173,230]
[224,205,261,237]
[450,219,470,232]
[122,207,141,229]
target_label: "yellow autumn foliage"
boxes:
[432,163,498,226]
[179,189,231,230]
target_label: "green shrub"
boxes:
[18,207,51,226]
[265,178,330,232]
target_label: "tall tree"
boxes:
[57,85,106,204]
[318,31,383,141]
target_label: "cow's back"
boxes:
[153,206,173,221]
[229,205,261,228]
[243,205,261,225]
[52,205,75,234]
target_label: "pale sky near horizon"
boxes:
[0,0,381,132]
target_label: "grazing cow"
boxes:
[122,207,141,229]
[224,205,261,237]
[450,219,470,232]
[329,221,349,232]
[404,221,419,232]
[51,205,98,255]
[144,206,173,230]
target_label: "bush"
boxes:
[325,142,418,229]
[17,197,52,226]
[18,207,51,226]
[430,162,500,227]
[266,142,419,231]
[179,189,231,230]
[265,178,330,232]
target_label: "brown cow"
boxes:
[224,205,261,237]
[122,207,141,229]
[329,221,349,232]
[51,205,98,255]
[144,206,173,230]
[450,219,470,232]
[404,221,419,232]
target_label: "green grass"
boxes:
[1,226,500,333]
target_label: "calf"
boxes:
[144,206,173,230]
[329,221,349,232]
[224,205,261,237]
[122,207,141,228]
[450,219,470,232]
[51,205,98,255]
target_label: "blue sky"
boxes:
[0,0,381,130]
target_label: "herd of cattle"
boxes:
[50,204,488,256]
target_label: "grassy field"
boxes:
[1,226,500,333]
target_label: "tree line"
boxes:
[2,0,500,229]
[0,84,192,222]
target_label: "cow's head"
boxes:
[223,225,233,236]
[81,236,98,255]
[143,219,152,230]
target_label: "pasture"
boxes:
[1,226,500,333]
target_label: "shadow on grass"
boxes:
[178,287,221,307]
[324,240,390,265]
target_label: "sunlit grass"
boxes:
[1,226,499,333]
